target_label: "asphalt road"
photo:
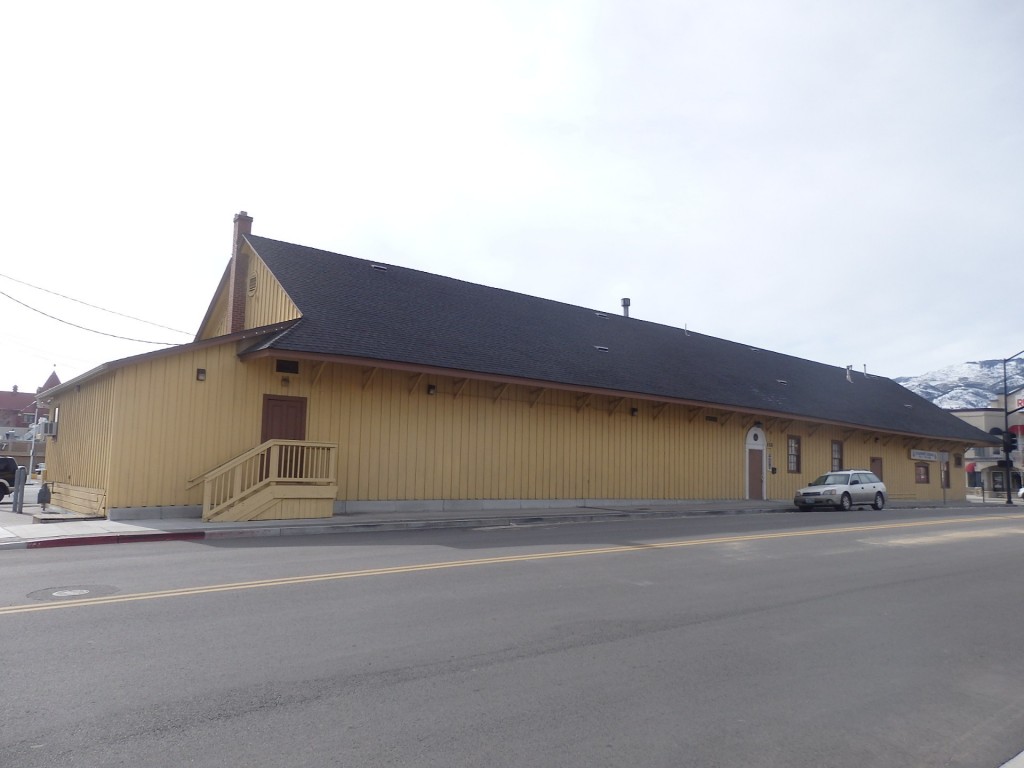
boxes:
[3,508,1024,768]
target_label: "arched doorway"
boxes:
[745,426,766,500]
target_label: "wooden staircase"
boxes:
[193,440,338,522]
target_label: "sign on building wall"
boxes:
[909,449,939,461]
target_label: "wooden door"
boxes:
[262,395,307,441]
[261,396,307,479]
[870,457,883,481]
[748,449,764,500]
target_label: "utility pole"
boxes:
[1004,352,1024,505]
[27,398,40,481]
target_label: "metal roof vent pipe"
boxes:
[846,365,853,383]
[621,298,630,318]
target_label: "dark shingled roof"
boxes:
[243,234,995,444]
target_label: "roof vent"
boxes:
[777,379,788,385]
[594,346,610,352]
[595,312,608,318]
[846,365,853,383]
[371,264,388,271]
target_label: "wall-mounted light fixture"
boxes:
[196,368,207,382]
[754,420,763,428]
[630,407,639,417]
[281,376,290,387]
[427,384,437,395]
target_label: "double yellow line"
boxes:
[3,513,1021,616]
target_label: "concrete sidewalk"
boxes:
[0,486,1018,550]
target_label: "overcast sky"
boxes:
[3,1,1023,394]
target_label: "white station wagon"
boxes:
[794,470,887,511]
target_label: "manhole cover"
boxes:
[27,585,120,602]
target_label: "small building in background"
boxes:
[949,399,1023,495]
[0,371,60,471]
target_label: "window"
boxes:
[915,463,930,484]
[831,440,843,471]
[787,436,801,473]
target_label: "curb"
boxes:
[25,531,207,548]
[1,506,773,550]
[0,502,977,551]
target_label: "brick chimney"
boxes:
[228,211,253,334]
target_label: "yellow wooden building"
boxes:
[41,212,997,521]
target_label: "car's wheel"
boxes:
[839,493,852,511]
[872,492,885,511]
[0,488,6,503]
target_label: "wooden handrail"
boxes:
[195,440,337,520]
[187,440,336,488]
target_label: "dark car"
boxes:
[0,456,20,502]
[794,470,886,511]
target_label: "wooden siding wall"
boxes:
[307,365,968,503]
[103,344,271,508]
[245,250,301,329]
[46,349,969,512]
[46,377,115,514]
[759,425,965,502]
[196,249,299,342]
[314,368,746,500]
[196,287,230,341]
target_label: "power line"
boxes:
[0,290,182,345]
[0,272,192,335]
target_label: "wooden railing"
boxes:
[197,440,337,521]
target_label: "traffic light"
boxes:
[1004,431,1019,453]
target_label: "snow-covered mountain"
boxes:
[895,359,1024,409]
